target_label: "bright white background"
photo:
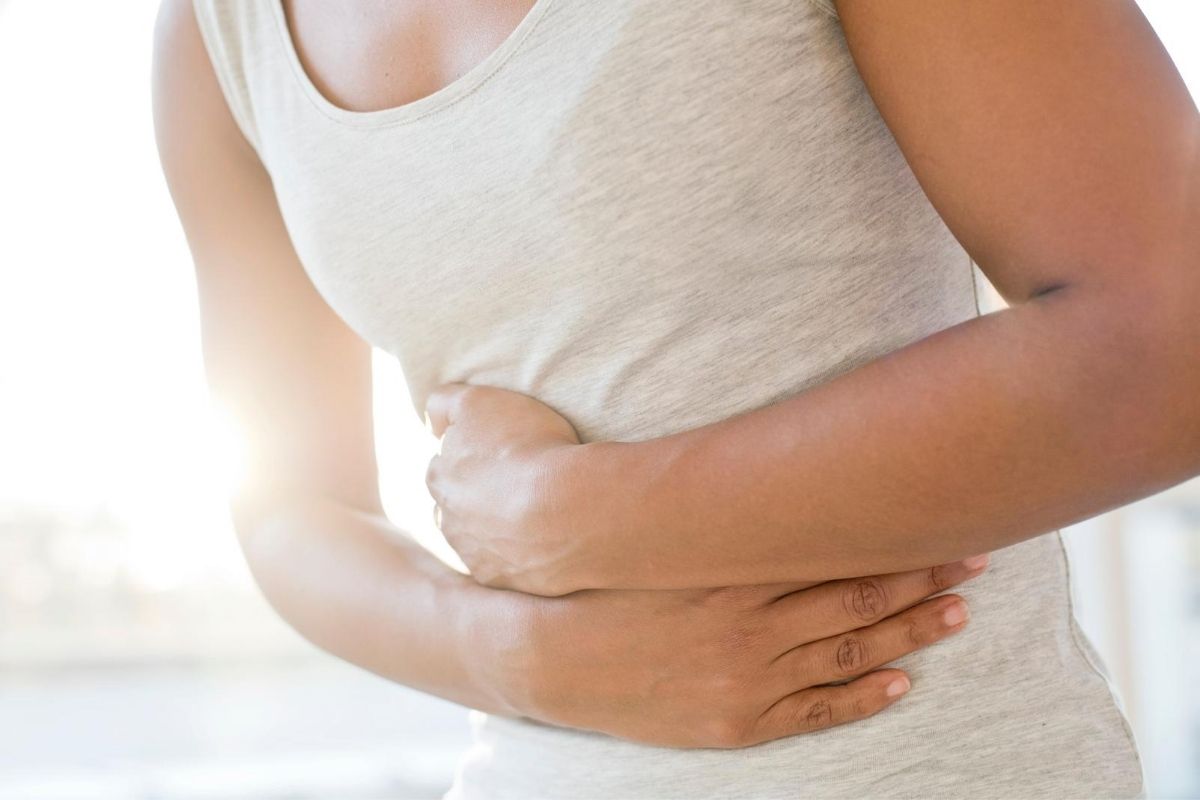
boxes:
[1,1,1197,798]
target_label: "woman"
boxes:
[151,0,1195,796]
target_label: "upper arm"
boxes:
[151,0,383,529]
[833,0,1199,305]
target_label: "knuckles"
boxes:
[904,617,927,648]
[700,693,841,748]
[423,456,441,495]
[700,715,755,749]
[843,578,888,623]
[929,563,954,593]
[802,698,834,729]
[773,696,835,736]
[834,635,869,674]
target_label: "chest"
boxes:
[279,0,541,114]
[254,0,973,437]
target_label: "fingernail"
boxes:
[886,676,910,697]
[942,600,969,627]
[961,554,989,571]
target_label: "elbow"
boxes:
[1072,270,1200,466]
[1022,231,1200,471]
[227,485,311,570]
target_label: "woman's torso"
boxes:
[191,0,1146,796]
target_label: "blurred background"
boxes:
[1,1,1197,798]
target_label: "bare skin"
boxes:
[151,0,984,749]
[278,0,541,114]
[425,0,1200,597]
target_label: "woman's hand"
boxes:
[424,382,584,594]
[424,383,991,747]
[476,556,987,748]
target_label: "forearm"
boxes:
[231,492,526,715]
[556,280,1200,589]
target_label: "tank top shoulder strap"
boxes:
[192,0,279,161]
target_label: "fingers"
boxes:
[747,668,911,746]
[749,593,970,746]
[767,554,988,642]
[770,593,969,691]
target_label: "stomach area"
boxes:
[447,532,1144,800]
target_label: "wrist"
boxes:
[542,438,681,594]
[455,579,545,717]
[533,439,644,593]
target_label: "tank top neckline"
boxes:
[266,0,561,129]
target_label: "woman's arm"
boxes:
[150,0,516,713]
[151,0,986,747]
[424,0,1200,595]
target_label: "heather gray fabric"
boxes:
[192,0,1147,796]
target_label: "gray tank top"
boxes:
[193,0,1146,796]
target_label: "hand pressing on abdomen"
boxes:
[473,556,985,748]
